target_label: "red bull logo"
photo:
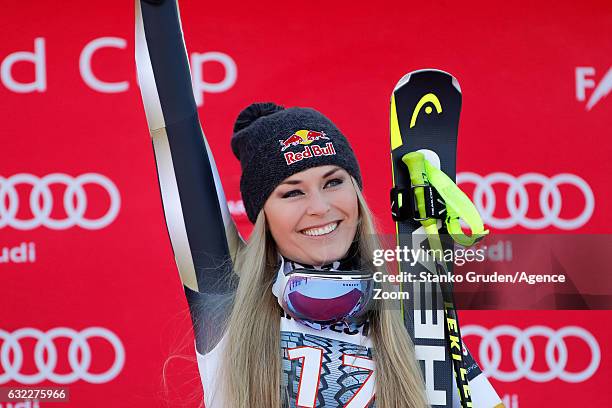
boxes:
[278,130,335,165]
[278,130,330,151]
[284,143,336,165]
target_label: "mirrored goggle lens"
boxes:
[282,275,374,323]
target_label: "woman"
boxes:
[196,102,428,408]
[134,2,501,407]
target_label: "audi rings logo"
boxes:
[0,327,125,384]
[0,173,120,230]
[457,172,594,230]
[463,325,600,383]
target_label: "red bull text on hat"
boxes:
[278,130,336,165]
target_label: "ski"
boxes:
[389,69,503,408]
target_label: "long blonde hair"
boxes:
[220,179,429,408]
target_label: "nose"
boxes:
[306,190,331,216]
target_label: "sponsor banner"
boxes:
[1,0,610,407]
[0,327,125,385]
[457,172,594,231]
[0,173,120,231]
[460,311,612,408]
[462,324,600,384]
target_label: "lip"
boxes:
[299,220,342,238]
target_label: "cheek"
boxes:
[264,200,300,243]
[337,189,359,223]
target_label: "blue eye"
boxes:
[325,178,344,188]
[282,189,303,199]
[280,177,343,198]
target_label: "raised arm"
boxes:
[135,0,242,353]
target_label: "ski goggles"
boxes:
[272,267,375,327]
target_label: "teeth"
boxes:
[302,222,338,237]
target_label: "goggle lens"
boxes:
[282,274,374,323]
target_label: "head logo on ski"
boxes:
[410,93,443,128]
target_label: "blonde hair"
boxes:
[220,178,428,408]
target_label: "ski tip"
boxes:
[393,68,461,94]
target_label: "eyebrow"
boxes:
[279,167,341,185]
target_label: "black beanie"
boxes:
[231,102,363,223]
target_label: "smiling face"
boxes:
[263,165,359,266]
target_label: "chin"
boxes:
[304,246,349,266]
[289,232,355,265]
